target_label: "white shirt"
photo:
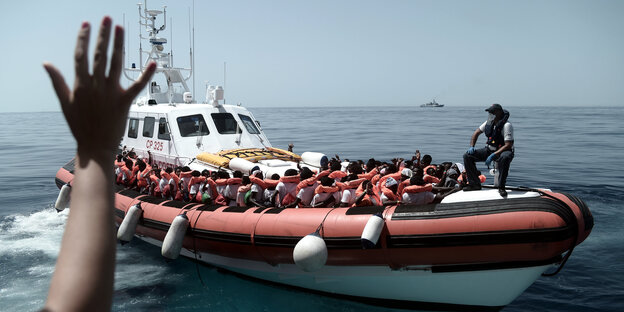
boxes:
[311,192,340,207]
[224,184,240,201]
[251,183,264,202]
[479,121,514,142]
[276,182,297,203]
[341,189,356,206]
[297,183,318,206]
[402,192,435,205]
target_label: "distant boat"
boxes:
[421,99,444,107]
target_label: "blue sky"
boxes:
[0,0,622,112]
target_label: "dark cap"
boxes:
[485,103,503,113]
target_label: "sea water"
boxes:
[0,106,622,311]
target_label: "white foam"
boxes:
[0,208,67,258]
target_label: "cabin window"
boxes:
[238,114,260,134]
[176,114,210,137]
[211,113,241,134]
[127,118,139,138]
[143,117,155,137]
[158,117,171,140]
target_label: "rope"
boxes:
[315,207,339,236]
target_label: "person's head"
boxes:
[210,171,218,180]
[191,170,201,177]
[422,155,432,166]
[349,162,363,175]
[116,154,122,162]
[284,169,298,177]
[233,170,243,178]
[330,161,342,171]
[175,166,182,175]
[320,176,334,187]
[135,158,144,167]
[426,167,436,176]
[138,162,146,172]
[404,160,414,168]
[271,173,280,180]
[435,165,445,178]
[385,177,398,193]
[128,151,136,159]
[219,170,230,179]
[410,175,426,186]
[386,164,397,174]
[165,167,173,174]
[347,173,358,181]
[153,169,161,178]
[447,168,459,180]
[182,166,191,172]
[300,167,313,180]
[485,103,504,120]
[366,158,376,172]
[413,167,424,178]
[401,168,413,181]
[124,159,133,169]
[201,169,210,177]
[252,170,264,180]
[242,176,251,185]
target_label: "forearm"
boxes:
[46,151,116,312]
[469,130,481,147]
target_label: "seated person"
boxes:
[273,169,299,207]
[354,180,381,207]
[311,176,341,208]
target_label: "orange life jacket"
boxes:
[314,185,340,194]
[424,174,440,184]
[403,183,433,194]
[328,170,347,180]
[279,175,300,184]
[354,183,381,207]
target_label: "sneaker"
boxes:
[463,184,482,191]
[499,188,508,197]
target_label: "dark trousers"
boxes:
[463,147,514,187]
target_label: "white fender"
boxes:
[161,212,190,260]
[54,183,71,212]
[293,231,327,272]
[117,203,143,244]
[229,157,258,174]
[361,213,384,249]
[301,152,328,168]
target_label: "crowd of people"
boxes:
[114,148,486,208]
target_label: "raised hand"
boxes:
[44,17,156,158]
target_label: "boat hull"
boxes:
[54,160,593,310]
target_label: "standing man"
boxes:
[463,103,514,197]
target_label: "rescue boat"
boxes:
[53,3,593,310]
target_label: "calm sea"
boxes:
[0,106,622,311]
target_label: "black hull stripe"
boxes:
[387,227,575,248]
[55,177,65,189]
[345,206,386,215]
[62,158,76,174]
[191,228,252,245]
[114,208,125,219]
[561,192,594,231]
[393,197,576,226]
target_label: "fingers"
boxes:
[74,22,91,83]
[123,62,156,104]
[93,16,112,85]
[108,25,124,83]
[43,62,71,108]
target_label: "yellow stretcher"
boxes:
[196,147,301,168]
